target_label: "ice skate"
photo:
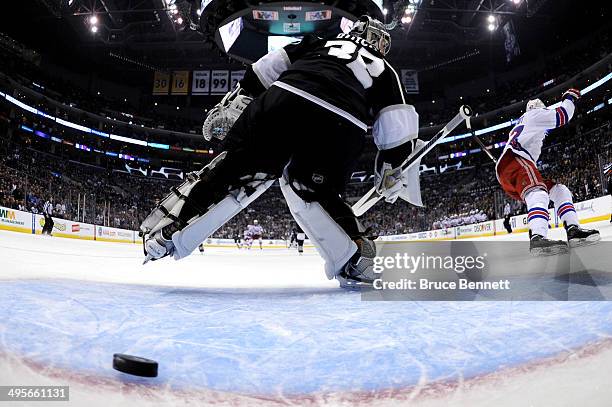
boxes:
[565,222,601,248]
[336,238,377,289]
[529,232,569,256]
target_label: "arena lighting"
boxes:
[401,16,413,24]
[110,134,148,146]
[89,15,98,25]
[487,15,495,23]
[56,117,90,133]
[3,70,610,148]
[148,143,170,150]
[382,8,388,15]
[581,72,612,95]
[90,129,109,138]
[91,26,98,33]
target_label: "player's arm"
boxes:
[239,35,323,97]
[533,88,580,129]
[370,66,419,203]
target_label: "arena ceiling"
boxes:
[1,1,608,77]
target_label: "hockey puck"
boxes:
[112,353,158,377]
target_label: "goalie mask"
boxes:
[350,15,391,56]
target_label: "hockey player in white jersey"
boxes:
[139,16,421,288]
[246,220,264,250]
[496,88,600,255]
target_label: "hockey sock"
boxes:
[524,189,550,238]
[549,184,579,227]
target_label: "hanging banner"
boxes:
[210,70,230,95]
[230,70,245,90]
[401,69,419,94]
[152,71,170,95]
[192,70,211,95]
[171,71,190,95]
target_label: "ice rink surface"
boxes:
[1,222,612,406]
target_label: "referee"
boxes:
[42,198,54,236]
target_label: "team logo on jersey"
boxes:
[312,173,325,184]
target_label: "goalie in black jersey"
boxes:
[140,16,421,288]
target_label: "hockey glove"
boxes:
[202,85,252,141]
[374,140,414,204]
[562,88,581,103]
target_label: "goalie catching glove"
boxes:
[202,84,252,141]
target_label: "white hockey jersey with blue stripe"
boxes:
[500,99,575,164]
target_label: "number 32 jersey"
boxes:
[242,33,419,150]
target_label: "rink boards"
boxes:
[1,195,610,246]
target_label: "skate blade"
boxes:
[569,233,601,248]
[142,254,153,265]
[530,246,569,257]
[337,277,374,291]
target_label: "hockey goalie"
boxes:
[139,16,421,288]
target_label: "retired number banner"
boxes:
[192,70,211,95]
[210,70,230,95]
[171,71,190,95]
[152,71,170,95]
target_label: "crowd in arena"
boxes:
[1,106,610,238]
[1,28,611,240]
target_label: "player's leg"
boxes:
[496,152,567,255]
[548,182,600,246]
[41,215,48,235]
[140,89,294,262]
[280,110,375,288]
[503,215,512,234]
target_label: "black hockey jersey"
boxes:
[240,33,419,150]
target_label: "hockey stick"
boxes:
[470,132,498,164]
[352,105,473,217]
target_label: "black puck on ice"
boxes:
[112,353,158,377]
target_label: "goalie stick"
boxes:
[352,105,473,217]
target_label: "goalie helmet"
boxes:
[350,15,391,56]
[526,98,546,112]
[202,85,252,141]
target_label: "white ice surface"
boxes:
[0,222,611,406]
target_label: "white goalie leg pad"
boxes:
[140,152,227,234]
[171,176,274,260]
[279,175,357,279]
